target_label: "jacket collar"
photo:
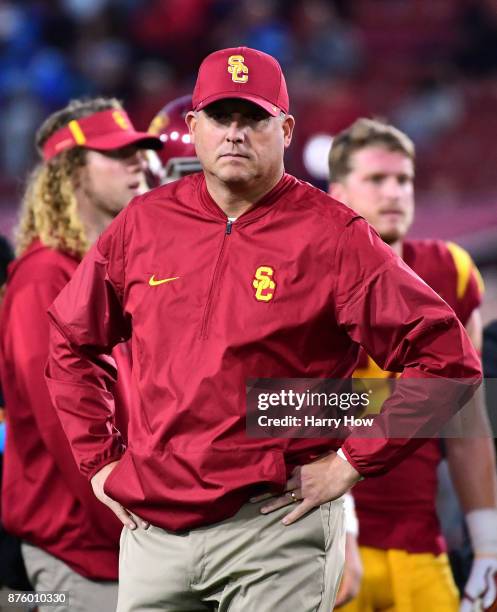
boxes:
[197,172,296,226]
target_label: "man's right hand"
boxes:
[91,460,149,530]
[334,532,363,607]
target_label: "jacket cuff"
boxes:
[339,444,366,478]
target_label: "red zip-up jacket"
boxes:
[0,241,129,580]
[46,173,481,532]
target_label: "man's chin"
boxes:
[380,229,406,245]
[219,170,254,186]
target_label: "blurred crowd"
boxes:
[1,0,497,311]
[1,0,497,196]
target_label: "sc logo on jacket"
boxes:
[253,266,276,302]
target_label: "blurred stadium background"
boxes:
[0,0,496,321]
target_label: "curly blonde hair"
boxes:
[15,97,122,257]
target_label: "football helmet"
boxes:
[148,94,201,184]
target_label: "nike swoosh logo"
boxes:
[149,275,180,286]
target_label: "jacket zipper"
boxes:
[200,219,233,339]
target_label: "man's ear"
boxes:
[328,181,345,200]
[185,111,197,143]
[282,114,295,148]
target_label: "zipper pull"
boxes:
[226,219,233,235]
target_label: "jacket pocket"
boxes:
[167,444,287,491]
[320,496,345,552]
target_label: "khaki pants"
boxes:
[118,498,345,612]
[21,543,118,612]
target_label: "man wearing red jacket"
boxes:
[0,97,161,610]
[328,118,497,612]
[46,48,480,612]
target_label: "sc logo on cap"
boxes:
[228,55,248,84]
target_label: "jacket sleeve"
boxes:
[4,266,108,503]
[46,212,132,480]
[334,218,482,476]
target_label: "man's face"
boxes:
[186,99,294,188]
[79,144,149,217]
[330,146,415,244]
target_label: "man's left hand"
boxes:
[253,452,361,525]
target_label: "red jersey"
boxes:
[45,173,480,532]
[353,239,483,554]
[0,241,131,580]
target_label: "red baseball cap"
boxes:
[192,47,289,117]
[42,108,162,161]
